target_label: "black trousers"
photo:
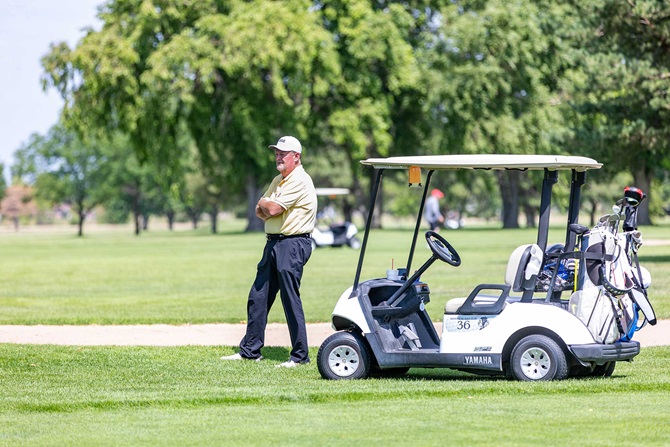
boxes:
[239,237,312,362]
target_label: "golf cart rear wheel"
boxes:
[510,335,568,381]
[591,362,615,377]
[317,331,371,380]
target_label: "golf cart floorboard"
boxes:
[368,339,502,371]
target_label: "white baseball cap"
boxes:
[268,136,302,154]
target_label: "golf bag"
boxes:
[568,187,655,344]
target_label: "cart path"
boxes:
[0,320,668,347]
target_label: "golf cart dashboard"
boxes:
[357,279,431,322]
[363,279,429,307]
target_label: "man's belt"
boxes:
[266,233,311,241]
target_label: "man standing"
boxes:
[423,188,445,231]
[221,136,317,368]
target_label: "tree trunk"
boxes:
[523,203,536,228]
[589,199,597,227]
[78,211,85,237]
[210,206,218,234]
[166,211,175,230]
[245,175,264,232]
[343,200,353,223]
[348,174,363,224]
[132,195,141,236]
[76,198,86,237]
[497,171,520,229]
[632,166,653,226]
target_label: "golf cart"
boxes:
[311,188,361,250]
[317,154,656,381]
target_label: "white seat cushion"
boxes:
[445,297,467,314]
[505,244,543,292]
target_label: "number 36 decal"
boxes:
[444,316,492,332]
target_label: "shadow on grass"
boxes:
[258,346,291,361]
[376,368,630,382]
[401,368,507,382]
[218,346,291,362]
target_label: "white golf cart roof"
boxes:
[361,154,602,171]
[316,188,351,196]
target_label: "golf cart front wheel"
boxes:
[348,237,361,250]
[510,335,568,381]
[317,331,371,380]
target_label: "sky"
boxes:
[0,0,102,183]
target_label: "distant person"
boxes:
[424,188,445,231]
[221,136,317,368]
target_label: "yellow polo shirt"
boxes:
[263,165,317,235]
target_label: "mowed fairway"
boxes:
[0,221,669,446]
[0,221,669,324]
[0,344,669,446]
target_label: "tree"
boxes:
[0,184,37,231]
[0,163,6,201]
[425,0,573,228]
[314,1,429,227]
[42,0,341,232]
[565,0,670,225]
[12,126,110,236]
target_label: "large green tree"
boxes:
[42,0,341,232]
[426,0,573,228]
[314,1,432,227]
[565,0,670,225]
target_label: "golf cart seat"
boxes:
[445,244,543,314]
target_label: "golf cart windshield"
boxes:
[353,154,602,291]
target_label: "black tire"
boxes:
[510,335,568,381]
[570,361,616,378]
[591,362,616,377]
[317,331,371,380]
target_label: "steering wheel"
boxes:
[425,231,461,267]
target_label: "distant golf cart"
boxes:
[317,155,656,381]
[311,188,361,250]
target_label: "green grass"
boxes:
[1,222,669,446]
[0,220,669,324]
[0,344,669,446]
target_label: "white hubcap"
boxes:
[519,347,551,380]
[328,345,360,377]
